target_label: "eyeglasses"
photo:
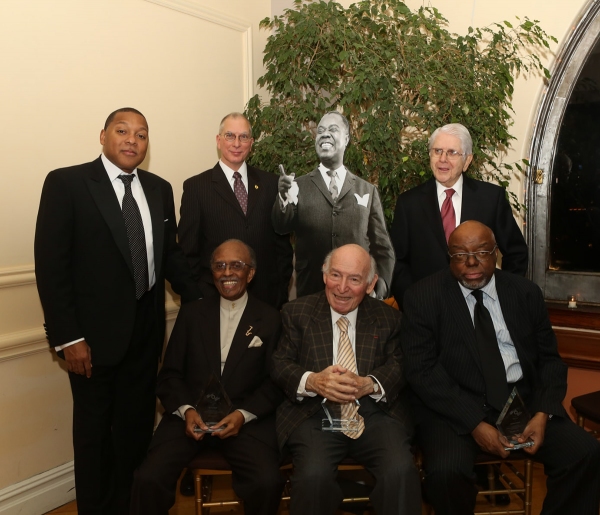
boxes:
[210,260,252,272]
[448,245,498,263]
[222,132,252,143]
[430,148,466,160]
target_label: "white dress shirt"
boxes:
[219,159,248,192]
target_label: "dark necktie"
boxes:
[472,289,508,411]
[233,172,248,214]
[327,169,339,200]
[118,174,149,300]
[441,188,456,242]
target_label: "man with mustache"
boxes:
[273,111,395,299]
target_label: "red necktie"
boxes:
[441,188,456,242]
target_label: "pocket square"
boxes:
[354,193,369,207]
[248,336,263,348]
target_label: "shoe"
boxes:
[179,470,194,497]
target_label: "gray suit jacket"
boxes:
[272,168,395,298]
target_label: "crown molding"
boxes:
[0,265,36,289]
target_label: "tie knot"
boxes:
[233,171,242,180]
[118,174,135,187]
[444,188,455,199]
[327,169,337,178]
[336,316,349,332]
[471,289,484,304]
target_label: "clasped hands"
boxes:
[184,408,245,441]
[305,364,374,403]
[471,412,548,458]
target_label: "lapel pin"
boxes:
[246,326,253,336]
[254,184,259,189]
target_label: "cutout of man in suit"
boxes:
[273,112,395,299]
[131,239,285,515]
[272,244,421,515]
[390,123,528,308]
[34,108,200,514]
[400,221,600,515]
[179,112,293,309]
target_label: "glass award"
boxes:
[321,398,361,432]
[496,387,535,451]
[193,373,232,433]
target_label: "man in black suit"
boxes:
[390,123,527,307]
[400,220,600,515]
[179,112,292,309]
[273,112,395,299]
[34,108,200,515]
[131,239,285,515]
[272,244,420,515]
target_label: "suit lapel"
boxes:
[354,300,377,377]
[309,169,334,207]
[460,176,479,222]
[421,179,448,255]
[336,168,355,202]
[212,164,246,217]
[85,158,132,275]
[310,294,335,371]
[138,170,164,276]
[246,167,260,217]
[199,299,223,379]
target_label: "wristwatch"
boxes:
[371,380,379,394]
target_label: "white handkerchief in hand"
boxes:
[248,336,263,348]
[354,193,370,207]
[287,180,299,205]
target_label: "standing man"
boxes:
[273,111,395,299]
[34,108,200,515]
[390,123,528,307]
[400,221,600,515]
[179,112,293,309]
[131,239,285,515]
[272,244,420,515]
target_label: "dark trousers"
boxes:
[130,414,285,515]
[419,413,600,515]
[285,400,421,515]
[69,290,158,515]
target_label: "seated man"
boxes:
[131,239,285,515]
[400,220,600,515]
[271,244,421,515]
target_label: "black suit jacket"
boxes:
[179,163,293,309]
[271,291,412,450]
[399,268,567,436]
[156,294,283,447]
[34,157,199,366]
[390,176,528,306]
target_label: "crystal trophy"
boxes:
[496,387,535,451]
[321,398,361,432]
[193,373,232,433]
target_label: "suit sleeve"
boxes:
[162,181,200,302]
[493,190,528,276]
[271,194,298,235]
[367,186,395,298]
[400,288,487,434]
[274,232,293,308]
[34,171,82,347]
[390,193,412,307]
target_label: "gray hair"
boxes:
[429,123,473,155]
[219,112,253,138]
[322,248,377,284]
[210,239,257,269]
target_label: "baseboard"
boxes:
[0,462,75,515]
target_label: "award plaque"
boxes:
[193,373,232,433]
[321,398,361,432]
[496,387,535,451]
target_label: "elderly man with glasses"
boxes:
[390,123,528,309]
[131,239,285,515]
[400,220,600,515]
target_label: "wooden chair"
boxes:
[571,390,600,436]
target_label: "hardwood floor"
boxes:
[45,462,548,515]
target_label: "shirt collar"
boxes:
[220,291,248,312]
[436,172,463,199]
[330,306,358,329]
[458,273,498,302]
[102,153,138,182]
[319,162,346,184]
[219,159,248,182]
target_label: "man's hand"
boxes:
[471,421,511,458]
[306,365,359,402]
[184,408,209,440]
[278,166,294,197]
[342,371,376,399]
[211,410,245,440]
[517,412,548,455]
[63,340,92,378]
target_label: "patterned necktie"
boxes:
[441,188,456,242]
[327,169,339,200]
[336,316,365,439]
[233,171,248,214]
[118,174,149,300]
[472,289,508,411]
